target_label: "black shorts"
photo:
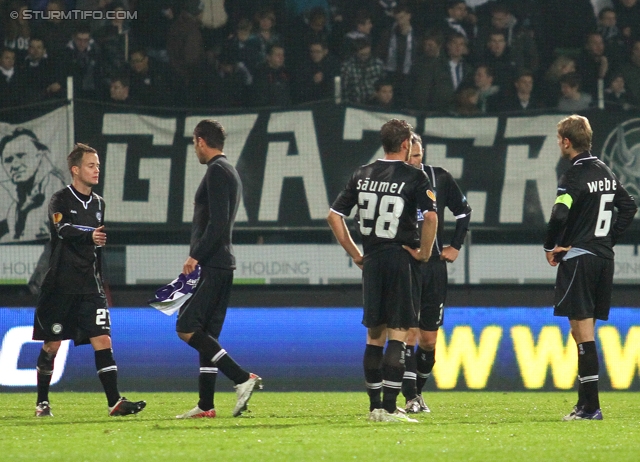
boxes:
[33,291,110,346]
[176,266,233,338]
[362,245,420,329]
[554,253,613,321]
[418,258,448,331]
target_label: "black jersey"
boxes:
[331,159,436,254]
[41,185,105,294]
[544,152,637,259]
[189,155,241,270]
[419,165,472,257]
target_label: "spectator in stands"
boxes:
[367,78,395,109]
[604,72,634,110]
[32,0,76,58]
[475,4,539,74]
[130,1,173,63]
[454,87,481,115]
[443,0,474,42]
[343,9,373,59]
[190,50,246,108]
[410,32,474,112]
[501,69,542,111]
[3,1,31,62]
[419,29,444,60]
[60,23,103,99]
[94,1,133,80]
[254,8,283,63]
[576,32,612,100]
[557,72,593,111]
[107,74,135,104]
[200,0,230,50]
[252,44,292,107]
[542,55,577,108]
[483,30,517,99]
[295,7,331,70]
[614,0,640,43]
[620,39,640,105]
[0,47,23,107]
[225,18,262,86]
[474,64,500,113]
[538,0,596,63]
[597,7,625,65]
[21,36,63,103]
[340,37,385,105]
[128,47,173,106]
[376,4,417,108]
[295,39,340,103]
[167,0,205,88]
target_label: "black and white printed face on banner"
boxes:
[0,107,70,244]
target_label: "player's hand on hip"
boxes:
[92,225,106,246]
[353,254,364,270]
[183,256,198,275]
[440,246,459,263]
[403,245,430,262]
[546,245,571,267]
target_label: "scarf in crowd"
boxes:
[386,25,413,75]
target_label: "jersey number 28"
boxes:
[358,192,405,239]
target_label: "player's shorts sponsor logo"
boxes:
[52,212,63,224]
[602,118,640,201]
[427,190,436,201]
[51,323,63,334]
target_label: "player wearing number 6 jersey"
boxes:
[32,143,145,418]
[328,119,437,423]
[545,115,636,421]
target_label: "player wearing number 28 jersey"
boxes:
[328,119,437,422]
[545,115,636,422]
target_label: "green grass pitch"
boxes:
[2,391,639,461]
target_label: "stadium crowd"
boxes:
[1,0,640,113]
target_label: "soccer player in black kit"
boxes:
[402,133,472,413]
[32,143,146,417]
[176,119,261,419]
[545,115,637,421]
[328,119,438,423]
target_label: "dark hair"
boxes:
[0,128,48,158]
[267,43,284,56]
[447,0,466,9]
[446,31,466,45]
[354,9,371,26]
[67,143,97,173]
[110,73,130,87]
[309,38,328,49]
[423,28,444,47]
[476,63,494,78]
[380,119,413,153]
[516,69,534,80]
[194,119,226,150]
[353,36,372,51]
[1,47,16,57]
[374,78,393,92]
[559,71,581,89]
[74,22,91,36]
[129,46,148,58]
[491,4,511,15]
[410,132,422,145]
[393,4,411,15]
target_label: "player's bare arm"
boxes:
[404,210,437,262]
[327,210,364,269]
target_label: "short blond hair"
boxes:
[557,114,592,152]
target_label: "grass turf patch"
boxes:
[1,391,639,461]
